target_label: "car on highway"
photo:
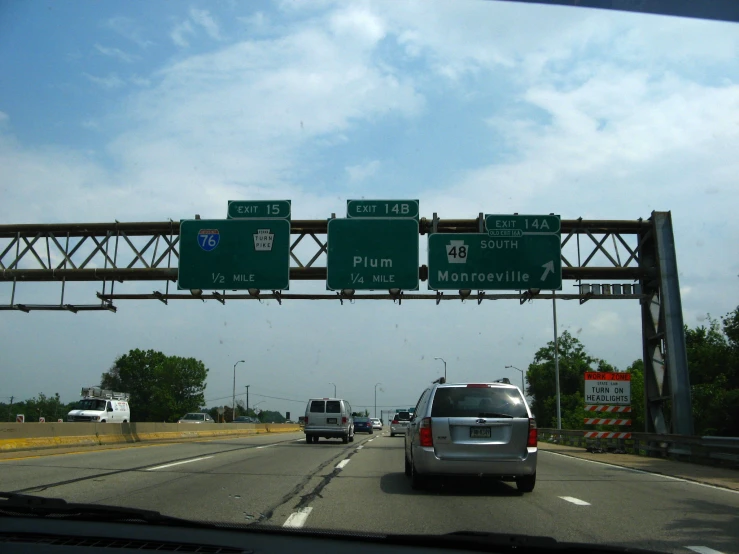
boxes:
[303,398,355,444]
[371,418,382,430]
[231,416,258,423]
[177,413,215,424]
[390,411,411,437]
[353,416,373,434]
[404,381,537,492]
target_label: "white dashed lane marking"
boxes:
[146,456,213,471]
[283,507,313,528]
[559,496,591,506]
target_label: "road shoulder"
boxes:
[538,441,739,491]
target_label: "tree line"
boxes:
[526,305,739,437]
[3,306,736,434]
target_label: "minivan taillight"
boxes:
[392,418,399,424]
[419,417,433,447]
[304,417,308,424]
[527,418,537,447]
[342,416,347,424]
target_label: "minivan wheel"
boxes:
[404,455,411,477]
[390,432,395,437]
[516,473,536,493]
[342,434,349,444]
[410,458,426,490]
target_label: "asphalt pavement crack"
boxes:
[256,437,369,525]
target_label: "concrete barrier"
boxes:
[0,422,302,452]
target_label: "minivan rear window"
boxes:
[431,387,528,418]
[310,401,325,413]
[326,401,341,413]
[397,411,411,420]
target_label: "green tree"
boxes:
[685,308,739,436]
[626,359,645,431]
[101,349,208,422]
[526,331,602,429]
[1,393,66,422]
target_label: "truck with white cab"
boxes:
[67,387,131,423]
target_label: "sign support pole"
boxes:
[553,292,562,430]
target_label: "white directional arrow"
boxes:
[540,260,554,281]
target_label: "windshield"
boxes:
[1,1,737,552]
[309,401,325,413]
[431,387,528,418]
[77,400,107,411]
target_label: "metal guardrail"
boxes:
[539,428,739,469]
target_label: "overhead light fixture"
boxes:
[341,289,355,297]
[190,289,203,297]
[248,288,260,297]
[459,289,471,299]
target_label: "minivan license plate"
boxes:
[470,427,491,438]
[327,418,337,424]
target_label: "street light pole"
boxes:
[233,360,245,420]
[434,357,447,381]
[245,385,250,415]
[505,365,525,393]
[329,382,336,397]
[374,383,382,419]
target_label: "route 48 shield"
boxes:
[197,229,220,252]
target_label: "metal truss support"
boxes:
[639,211,693,436]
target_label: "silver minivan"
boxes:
[304,398,355,444]
[404,382,537,492]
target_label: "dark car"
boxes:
[353,417,373,434]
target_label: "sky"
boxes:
[1,0,738,420]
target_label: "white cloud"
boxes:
[590,311,622,334]
[94,43,136,63]
[130,75,150,87]
[345,160,380,182]
[190,8,222,41]
[83,72,125,89]
[104,16,153,48]
[0,111,8,123]
[171,20,195,48]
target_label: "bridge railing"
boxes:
[538,428,739,469]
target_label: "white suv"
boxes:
[390,411,411,437]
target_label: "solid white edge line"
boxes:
[356,445,363,449]
[541,450,739,495]
[283,507,313,529]
[336,459,350,469]
[256,444,278,449]
[686,546,726,554]
[559,496,591,506]
[146,456,214,471]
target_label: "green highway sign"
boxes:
[428,232,562,291]
[178,219,290,290]
[227,200,291,220]
[485,214,560,236]
[327,218,419,291]
[347,199,419,220]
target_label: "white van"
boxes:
[304,398,354,444]
[67,387,131,423]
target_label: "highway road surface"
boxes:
[1,430,737,553]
